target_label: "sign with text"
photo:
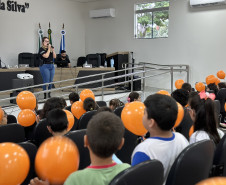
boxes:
[0,1,29,13]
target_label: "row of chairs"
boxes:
[16,136,219,185]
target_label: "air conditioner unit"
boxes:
[190,0,226,7]
[89,8,115,18]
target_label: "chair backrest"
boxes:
[109,160,164,185]
[77,57,86,67]
[18,141,37,185]
[86,54,101,67]
[18,52,34,67]
[214,100,221,124]
[66,129,90,170]
[114,106,124,118]
[96,101,107,107]
[166,140,215,185]
[7,114,17,124]
[212,134,226,176]
[77,110,97,130]
[33,119,52,147]
[116,129,138,164]
[0,123,25,143]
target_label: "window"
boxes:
[135,1,169,39]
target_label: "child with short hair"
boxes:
[65,92,79,112]
[131,94,188,182]
[30,112,130,185]
[47,108,68,136]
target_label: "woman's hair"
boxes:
[194,98,221,145]
[207,83,218,96]
[40,97,64,119]
[109,99,124,110]
[128,91,140,102]
[42,36,48,43]
[83,98,96,111]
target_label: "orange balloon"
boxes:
[174,103,184,128]
[157,90,171,96]
[206,75,217,85]
[17,109,36,127]
[71,101,86,119]
[35,136,79,184]
[16,91,36,110]
[189,125,194,137]
[80,89,95,102]
[0,107,3,121]
[224,103,226,112]
[0,143,30,185]
[175,79,184,89]
[217,70,226,79]
[215,78,220,85]
[64,110,75,131]
[195,82,205,92]
[196,177,226,185]
[121,102,147,136]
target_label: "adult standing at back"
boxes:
[39,37,56,99]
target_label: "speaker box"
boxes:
[10,79,34,104]
[129,76,141,91]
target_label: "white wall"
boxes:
[0,0,86,67]
[84,0,226,89]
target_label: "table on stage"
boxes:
[0,67,115,91]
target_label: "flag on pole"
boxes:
[48,22,52,45]
[38,23,43,51]
[59,23,66,54]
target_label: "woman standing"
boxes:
[39,37,56,99]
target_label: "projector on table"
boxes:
[17,73,33,79]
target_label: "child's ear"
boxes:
[84,135,89,148]
[147,118,155,129]
[47,126,53,135]
[117,138,124,150]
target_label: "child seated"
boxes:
[188,94,224,145]
[30,112,130,185]
[131,94,188,182]
[127,91,141,103]
[47,108,68,136]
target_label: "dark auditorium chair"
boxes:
[18,52,34,67]
[33,119,52,147]
[86,54,101,67]
[66,129,90,169]
[165,140,215,185]
[214,100,221,124]
[0,123,25,143]
[109,160,164,185]
[77,110,97,130]
[96,53,107,66]
[77,57,86,67]
[7,114,17,124]
[19,141,37,185]
[114,106,124,118]
[96,100,107,107]
[116,129,138,164]
[211,134,226,176]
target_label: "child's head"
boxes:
[171,89,189,107]
[194,98,220,144]
[207,83,218,95]
[0,110,7,125]
[143,94,178,131]
[128,91,141,102]
[96,106,113,114]
[83,98,96,111]
[47,108,68,136]
[182,83,192,93]
[85,112,125,158]
[218,82,226,89]
[109,99,123,110]
[41,97,64,119]
[60,97,67,108]
[69,92,79,105]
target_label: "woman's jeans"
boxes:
[39,64,55,91]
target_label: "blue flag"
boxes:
[60,29,66,53]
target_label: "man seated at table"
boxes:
[55,50,71,68]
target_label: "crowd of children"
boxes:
[0,84,226,185]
